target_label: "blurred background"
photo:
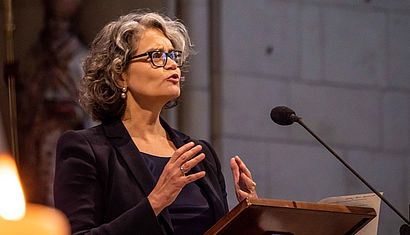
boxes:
[1,0,409,234]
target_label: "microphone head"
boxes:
[270,106,298,126]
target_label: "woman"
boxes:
[54,11,258,235]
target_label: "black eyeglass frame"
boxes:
[128,50,183,68]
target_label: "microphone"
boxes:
[270,106,300,126]
[270,106,410,233]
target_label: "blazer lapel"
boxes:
[103,119,155,195]
[102,119,174,233]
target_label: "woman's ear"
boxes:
[117,72,128,89]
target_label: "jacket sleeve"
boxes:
[54,130,165,235]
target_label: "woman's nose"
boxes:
[164,57,178,69]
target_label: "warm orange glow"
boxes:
[0,154,26,221]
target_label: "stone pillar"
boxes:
[176,0,212,141]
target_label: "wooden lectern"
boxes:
[205,198,376,235]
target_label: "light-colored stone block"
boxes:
[260,1,300,77]
[219,137,270,208]
[344,150,408,205]
[382,92,410,151]
[388,14,410,90]
[222,74,291,140]
[301,4,323,81]
[221,0,260,73]
[371,0,410,10]
[179,88,211,141]
[323,7,386,86]
[290,83,381,148]
[266,142,349,202]
[301,0,410,10]
[219,137,352,207]
[221,0,299,77]
[345,150,409,235]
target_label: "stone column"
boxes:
[176,0,212,141]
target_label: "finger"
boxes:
[235,180,258,202]
[234,156,252,178]
[180,153,205,173]
[230,157,240,184]
[183,171,206,184]
[236,188,258,200]
[235,188,250,202]
[169,142,196,163]
[236,189,249,199]
[174,144,202,166]
[240,172,256,192]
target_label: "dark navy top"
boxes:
[140,152,215,235]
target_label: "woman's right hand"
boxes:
[148,142,206,216]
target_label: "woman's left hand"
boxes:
[230,155,258,202]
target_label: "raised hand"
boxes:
[148,142,206,216]
[230,155,258,202]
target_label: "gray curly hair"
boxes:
[79,11,193,122]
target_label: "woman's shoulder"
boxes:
[59,123,105,142]
[56,123,112,155]
[56,123,114,164]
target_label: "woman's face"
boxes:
[123,28,181,108]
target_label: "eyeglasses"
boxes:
[129,50,183,68]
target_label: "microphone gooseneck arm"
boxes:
[295,118,410,225]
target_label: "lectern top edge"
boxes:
[205,198,376,235]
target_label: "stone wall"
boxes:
[208,1,410,234]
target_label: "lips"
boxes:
[167,74,180,84]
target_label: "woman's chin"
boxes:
[170,92,180,100]
[161,91,180,103]
[168,87,181,98]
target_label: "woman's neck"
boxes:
[121,99,177,156]
[121,99,166,140]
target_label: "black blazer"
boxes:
[54,118,228,235]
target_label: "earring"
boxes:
[121,87,127,99]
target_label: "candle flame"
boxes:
[0,154,26,220]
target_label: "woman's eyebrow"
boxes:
[145,46,176,52]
